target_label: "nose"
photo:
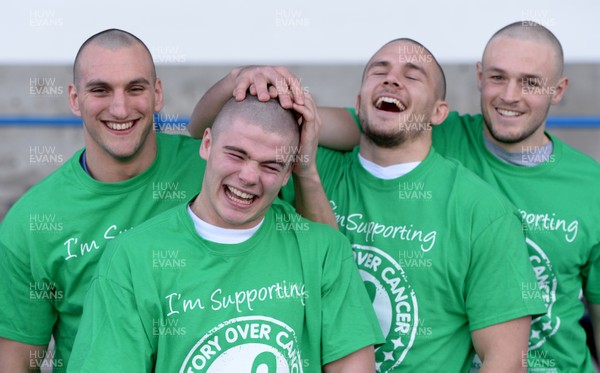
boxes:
[383,80,400,88]
[500,79,523,103]
[108,90,129,119]
[238,161,259,186]
[383,68,403,89]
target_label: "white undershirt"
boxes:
[187,205,263,244]
[358,154,421,179]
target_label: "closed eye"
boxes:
[263,164,283,173]
[129,85,146,93]
[227,152,244,160]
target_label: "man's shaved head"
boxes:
[212,95,300,149]
[363,38,447,100]
[73,28,156,86]
[485,21,564,78]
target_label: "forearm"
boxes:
[293,168,337,229]
[0,338,46,373]
[188,68,240,138]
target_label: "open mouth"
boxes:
[105,121,135,131]
[374,96,406,113]
[224,185,257,206]
[496,108,523,118]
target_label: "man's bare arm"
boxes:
[292,94,337,229]
[318,107,360,151]
[471,316,531,372]
[322,346,375,373]
[0,338,47,373]
[188,66,360,151]
[589,303,600,360]
[188,66,305,138]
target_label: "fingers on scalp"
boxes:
[268,86,278,98]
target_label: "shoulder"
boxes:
[316,145,356,169]
[2,151,82,224]
[551,134,600,176]
[270,199,352,251]
[100,204,187,265]
[438,153,517,218]
[437,112,483,134]
[157,133,201,154]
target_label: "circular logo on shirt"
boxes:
[179,316,304,373]
[527,238,560,350]
[353,244,418,372]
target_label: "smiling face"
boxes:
[356,39,448,148]
[68,42,163,162]
[478,35,568,150]
[195,119,295,229]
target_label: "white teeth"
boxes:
[375,96,406,111]
[226,186,255,205]
[497,109,521,117]
[106,121,134,130]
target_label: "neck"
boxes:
[190,193,209,222]
[358,135,432,166]
[482,125,551,153]
[84,136,157,183]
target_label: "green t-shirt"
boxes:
[0,133,206,371]
[67,200,384,372]
[288,145,545,372]
[433,112,600,372]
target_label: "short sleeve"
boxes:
[0,239,55,345]
[320,237,384,365]
[465,213,546,331]
[68,268,154,371]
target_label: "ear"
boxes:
[154,77,164,112]
[199,128,212,160]
[550,76,569,105]
[68,83,81,117]
[430,99,450,126]
[476,61,483,92]
[354,95,361,116]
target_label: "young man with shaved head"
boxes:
[0,29,207,372]
[189,38,545,372]
[433,22,600,373]
[0,29,335,372]
[68,96,383,372]
[210,21,600,372]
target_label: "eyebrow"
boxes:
[84,78,152,90]
[366,60,429,78]
[485,66,545,81]
[365,60,390,74]
[223,145,287,168]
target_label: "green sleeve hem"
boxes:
[321,337,385,366]
[468,306,546,332]
[0,327,51,346]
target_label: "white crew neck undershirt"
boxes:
[358,154,421,180]
[187,205,263,244]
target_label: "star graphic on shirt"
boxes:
[383,350,395,361]
[542,321,553,331]
[531,329,541,339]
[391,337,404,348]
